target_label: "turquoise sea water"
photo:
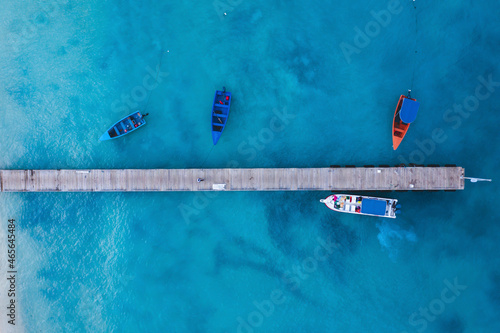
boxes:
[0,0,499,332]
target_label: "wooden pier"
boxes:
[0,167,465,192]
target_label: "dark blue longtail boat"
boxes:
[99,111,147,141]
[211,87,231,145]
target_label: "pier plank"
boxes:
[0,167,465,192]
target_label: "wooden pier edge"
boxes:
[0,167,465,192]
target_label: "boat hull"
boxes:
[100,111,146,141]
[320,194,398,218]
[211,89,231,145]
[392,95,417,150]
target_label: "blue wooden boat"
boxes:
[99,111,147,141]
[212,87,231,145]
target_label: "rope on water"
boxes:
[200,145,216,169]
[144,49,167,112]
[410,0,418,91]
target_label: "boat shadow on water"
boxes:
[212,238,319,306]
[264,193,361,284]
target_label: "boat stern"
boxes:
[388,199,399,218]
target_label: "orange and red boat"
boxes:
[392,90,420,150]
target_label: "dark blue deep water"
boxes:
[0,0,499,332]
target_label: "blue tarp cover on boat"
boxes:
[361,198,387,216]
[400,98,420,123]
